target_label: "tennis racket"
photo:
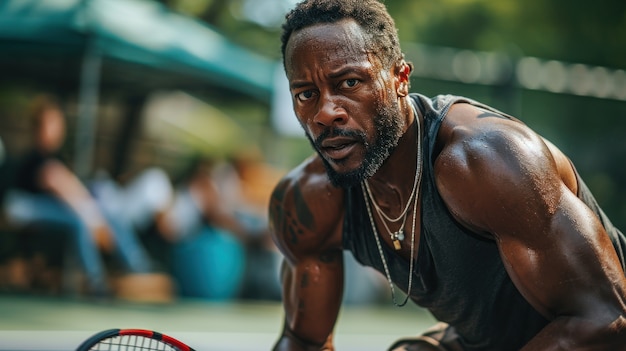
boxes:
[76,328,195,351]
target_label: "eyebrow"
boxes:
[289,64,369,90]
[328,66,363,79]
[289,81,311,90]
[328,64,368,78]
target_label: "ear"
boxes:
[394,59,412,97]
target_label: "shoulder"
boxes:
[432,102,564,235]
[269,155,345,262]
[434,102,551,174]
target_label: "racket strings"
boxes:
[90,335,179,351]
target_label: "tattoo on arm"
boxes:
[270,184,317,245]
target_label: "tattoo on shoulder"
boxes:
[270,184,316,246]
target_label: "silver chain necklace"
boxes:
[363,152,419,224]
[362,167,417,249]
[360,101,423,307]
[362,101,423,250]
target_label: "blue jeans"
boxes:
[4,190,152,293]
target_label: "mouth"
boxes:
[320,137,359,162]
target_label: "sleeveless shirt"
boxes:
[342,93,626,351]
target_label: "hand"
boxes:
[388,323,463,351]
[390,342,442,351]
[92,224,115,253]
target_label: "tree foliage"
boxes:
[159,0,626,69]
[399,0,626,68]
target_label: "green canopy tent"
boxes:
[0,0,276,177]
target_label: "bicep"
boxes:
[497,187,626,320]
[435,123,626,321]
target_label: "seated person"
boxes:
[3,95,152,296]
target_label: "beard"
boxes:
[306,96,405,188]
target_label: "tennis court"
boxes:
[0,295,436,351]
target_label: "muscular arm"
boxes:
[435,104,626,349]
[269,159,345,351]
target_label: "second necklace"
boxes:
[360,100,423,306]
[362,102,423,250]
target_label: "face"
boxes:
[37,107,66,153]
[284,19,406,188]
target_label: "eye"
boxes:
[295,90,317,102]
[341,79,359,88]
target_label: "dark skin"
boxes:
[269,19,626,351]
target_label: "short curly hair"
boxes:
[281,0,403,69]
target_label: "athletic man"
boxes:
[268,0,626,350]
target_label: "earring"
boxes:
[398,82,407,96]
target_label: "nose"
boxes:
[313,94,348,127]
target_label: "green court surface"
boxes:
[0,295,436,351]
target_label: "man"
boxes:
[268,0,626,350]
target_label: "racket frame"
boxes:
[76,328,195,351]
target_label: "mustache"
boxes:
[313,128,368,148]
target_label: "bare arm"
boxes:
[269,159,345,351]
[38,159,114,251]
[435,104,626,349]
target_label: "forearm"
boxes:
[521,316,626,350]
[40,160,108,228]
[66,196,105,224]
[57,192,115,251]
[274,257,342,351]
[37,161,115,251]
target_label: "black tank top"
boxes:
[342,93,626,351]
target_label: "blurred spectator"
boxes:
[160,157,254,242]
[217,150,285,300]
[90,167,173,241]
[94,153,284,301]
[144,156,250,300]
[91,157,253,300]
[225,148,285,226]
[1,95,152,296]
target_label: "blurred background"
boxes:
[0,0,625,349]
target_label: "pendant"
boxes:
[394,229,405,241]
[392,239,402,250]
[392,230,404,250]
